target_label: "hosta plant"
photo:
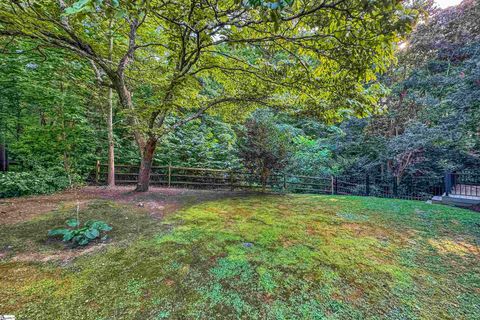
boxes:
[48,219,112,246]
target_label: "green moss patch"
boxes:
[1,195,479,319]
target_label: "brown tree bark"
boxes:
[135,137,157,192]
[261,167,270,192]
[106,86,115,187]
[106,20,115,187]
[110,74,155,192]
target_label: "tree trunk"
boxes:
[106,18,115,187]
[261,167,269,192]
[112,77,146,152]
[107,86,115,187]
[111,69,152,192]
[59,80,73,186]
[135,137,157,192]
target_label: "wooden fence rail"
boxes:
[91,163,448,201]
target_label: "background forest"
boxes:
[0,0,479,197]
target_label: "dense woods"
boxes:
[0,0,479,197]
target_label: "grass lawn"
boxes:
[1,193,479,319]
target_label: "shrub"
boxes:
[0,167,73,198]
[48,219,112,246]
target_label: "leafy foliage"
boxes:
[0,1,477,193]
[322,0,480,179]
[48,219,112,246]
[155,116,240,169]
[0,41,103,190]
[0,167,72,198]
[238,110,292,187]
[0,0,422,190]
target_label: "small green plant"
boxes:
[48,218,112,246]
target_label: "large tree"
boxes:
[238,110,292,190]
[0,0,419,191]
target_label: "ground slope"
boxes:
[1,192,479,319]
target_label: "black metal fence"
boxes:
[92,163,461,201]
[445,171,480,197]
[328,174,445,200]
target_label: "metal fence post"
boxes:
[333,176,338,195]
[444,172,451,196]
[366,174,370,196]
[451,171,456,192]
[393,177,398,197]
[0,144,7,172]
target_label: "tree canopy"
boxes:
[0,0,420,190]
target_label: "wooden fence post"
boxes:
[332,176,338,195]
[283,173,287,191]
[230,171,235,191]
[331,176,334,194]
[95,160,100,184]
[168,165,171,187]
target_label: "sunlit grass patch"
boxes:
[428,238,480,257]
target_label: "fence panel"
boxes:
[94,163,467,201]
[450,172,480,197]
[335,175,367,196]
[169,166,231,188]
[286,175,332,194]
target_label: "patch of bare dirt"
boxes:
[0,186,259,225]
[0,189,97,225]
[1,186,260,262]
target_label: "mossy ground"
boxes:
[1,194,479,319]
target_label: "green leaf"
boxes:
[66,219,80,228]
[64,0,92,15]
[63,230,75,242]
[89,221,112,231]
[77,236,90,246]
[48,228,68,237]
[115,9,127,19]
[85,228,100,239]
